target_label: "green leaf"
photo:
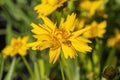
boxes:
[4,57,16,80]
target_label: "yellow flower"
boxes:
[29,13,92,63]
[80,0,104,17]
[34,0,67,17]
[2,36,29,58]
[83,21,107,38]
[107,29,120,48]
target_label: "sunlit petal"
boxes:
[49,47,61,64]
[61,43,76,59]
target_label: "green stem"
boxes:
[67,0,75,13]
[105,47,116,67]
[21,57,34,79]
[5,57,16,80]
[0,56,4,80]
[60,52,73,80]
[60,61,65,80]
[34,62,40,80]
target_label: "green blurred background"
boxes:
[0,0,120,80]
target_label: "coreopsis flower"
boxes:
[2,36,29,58]
[80,0,104,17]
[107,29,120,48]
[83,21,107,38]
[34,0,67,17]
[29,13,92,63]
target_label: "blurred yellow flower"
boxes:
[83,21,107,38]
[75,18,86,30]
[2,36,29,58]
[80,0,104,17]
[34,0,67,17]
[29,13,92,63]
[107,29,120,48]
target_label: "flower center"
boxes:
[51,36,61,50]
[54,28,70,40]
[90,26,98,37]
[63,40,72,47]
[53,28,72,47]
[13,42,22,50]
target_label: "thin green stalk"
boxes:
[60,61,65,80]
[4,57,16,80]
[0,55,4,80]
[60,52,73,80]
[38,59,45,80]
[21,57,34,79]
[34,62,40,80]
[105,47,116,67]
[94,39,102,75]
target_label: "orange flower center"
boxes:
[54,28,70,40]
[90,26,98,37]
[13,41,22,50]
[52,28,72,48]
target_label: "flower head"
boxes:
[2,36,29,58]
[80,0,104,17]
[83,21,107,38]
[29,13,92,63]
[34,0,67,17]
[107,29,120,48]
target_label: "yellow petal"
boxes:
[107,37,116,47]
[98,30,106,38]
[37,5,57,16]
[49,47,61,64]
[72,27,90,38]
[22,36,29,44]
[89,0,103,17]
[2,46,12,56]
[31,23,49,34]
[33,34,51,41]
[59,18,65,28]
[27,41,42,50]
[71,39,92,53]
[39,41,52,50]
[75,19,85,30]
[42,0,47,3]
[64,13,76,31]
[80,1,91,10]
[40,16,56,31]
[11,38,17,45]
[76,37,92,43]
[34,0,67,16]
[18,48,27,56]
[98,21,107,29]
[61,43,76,59]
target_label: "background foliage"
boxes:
[0,0,120,80]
